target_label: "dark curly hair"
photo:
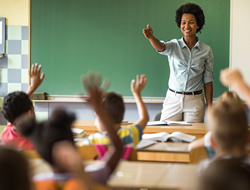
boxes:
[175,3,205,33]
[2,91,33,124]
[16,108,75,166]
[102,92,124,124]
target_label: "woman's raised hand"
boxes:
[143,24,153,39]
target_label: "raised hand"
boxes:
[53,141,94,190]
[81,71,110,110]
[26,63,45,96]
[81,72,123,184]
[53,141,83,173]
[220,68,243,87]
[143,24,153,39]
[131,74,147,95]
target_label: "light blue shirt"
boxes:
[158,37,214,92]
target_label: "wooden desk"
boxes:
[73,120,98,135]
[108,161,198,190]
[137,142,208,163]
[137,142,190,163]
[72,120,208,138]
[29,159,198,190]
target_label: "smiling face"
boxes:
[180,13,199,38]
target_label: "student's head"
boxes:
[208,91,248,154]
[197,158,250,190]
[175,3,205,33]
[2,91,34,124]
[0,146,31,190]
[16,108,75,167]
[95,92,124,132]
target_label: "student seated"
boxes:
[220,68,250,143]
[80,74,149,149]
[16,72,123,187]
[189,91,243,158]
[0,146,31,190]
[197,91,250,168]
[197,158,250,190]
[189,69,250,158]
[1,63,45,150]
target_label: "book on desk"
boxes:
[147,121,192,126]
[136,131,196,149]
[143,132,196,142]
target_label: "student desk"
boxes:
[72,120,208,138]
[29,159,198,190]
[137,142,208,163]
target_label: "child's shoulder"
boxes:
[86,132,110,145]
[1,123,18,138]
[117,123,143,145]
[118,123,142,133]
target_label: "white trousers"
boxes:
[160,89,205,123]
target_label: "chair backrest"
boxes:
[153,112,161,121]
[190,147,208,164]
[127,148,138,161]
[77,145,99,160]
[21,150,41,159]
[22,146,99,161]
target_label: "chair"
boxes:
[21,150,41,159]
[189,147,208,164]
[77,145,99,160]
[153,112,161,121]
[127,148,138,161]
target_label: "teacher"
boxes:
[143,3,213,123]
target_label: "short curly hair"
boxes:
[2,91,33,124]
[175,3,205,33]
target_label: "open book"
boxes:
[142,132,196,143]
[147,120,192,126]
[136,140,156,149]
[71,128,86,138]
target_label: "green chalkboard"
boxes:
[31,0,230,97]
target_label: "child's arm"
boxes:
[220,68,250,107]
[204,82,213,110]
[131,75,149,130]
[188,137,205,151]
[53,141,94,190]
[143,24,165,52]
[26,63,45,96]
[81,72,123,184]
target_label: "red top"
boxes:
[1,123,34,150]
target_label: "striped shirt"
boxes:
[82,124,143,147]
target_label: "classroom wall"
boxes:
[35,102,163,122]
[0,0,29,26]
[230,0,250,96]
[0,0,32,132]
